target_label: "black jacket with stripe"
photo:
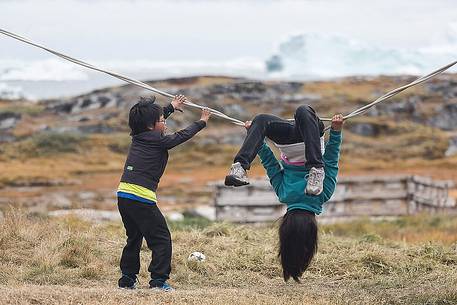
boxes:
[120,103,206,192]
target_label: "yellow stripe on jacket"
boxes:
[117,182,157,202]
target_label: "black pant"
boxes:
[118,197,172,281]
[234,105,324,170]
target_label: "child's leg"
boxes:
[118,198,144,276]
[294,105,324,169]
[234,114,294,170]
[141,206,172,283]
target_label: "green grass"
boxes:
[0,104,45,115]
[11,132,88,158]
[322,214,457,245]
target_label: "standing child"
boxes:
[117,95,211,290]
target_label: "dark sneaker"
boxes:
[305,167,325,195]
[224,162,250,187]
[118,274,137,289]
[149,279,175,292]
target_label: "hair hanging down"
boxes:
[278,209,318,282]
[128,96,163,135]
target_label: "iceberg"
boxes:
[266,31,457,78]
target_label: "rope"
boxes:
[0,29,244,126]
[1,28,456,129]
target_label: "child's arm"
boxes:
[163,103,175,119]
[164,94,186,119]
[161,108,211,150]
[161,120,206,149]
[258,142,283,193]
[320,115,343,202]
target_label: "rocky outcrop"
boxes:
[180,81,319,106]
[0,112,20,143]
[41,124,117,135]
[445,136,457,157]
[6,75,457,140]
[429,103,457,131]
[45,92,122,114]
[366,96,422,120]
[0,133,15,143]
[348,122,380,137]
[425,76,457,99]
[0,112,21,130]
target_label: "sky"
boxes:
[0,0,456,98]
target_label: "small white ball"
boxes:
[188,251,206,262]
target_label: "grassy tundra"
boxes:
[0,210,456,305]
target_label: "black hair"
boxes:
[278,209,318,282]
[128,96,163,135]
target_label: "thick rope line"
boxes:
[0,29,244,126]
[345,60,457,119]
[320,60,457,123]
[1,28,456,129]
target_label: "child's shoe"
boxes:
[305,167,325,195]
[149,279,175,292]
[118,274,137,289]
[224,162,250,187]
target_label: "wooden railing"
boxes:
[213,176,456,223]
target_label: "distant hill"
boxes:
[1,74,457,212]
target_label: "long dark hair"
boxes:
[278,209,318,282]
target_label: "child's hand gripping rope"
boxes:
[331,114,344,131]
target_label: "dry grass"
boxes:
[0,209,456,304]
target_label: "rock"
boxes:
[45,92,122,114]
[367,96,421,119]
[47,124,116,134]
[0,132,16,143]
[425,77,457,99]
[0,112,21,130]
[429,103,457,131]
[167,212,184,222]
[348,122,379,137]
[186,205,216,221]
[445,136,457,156]
[46,126,80,134]
[179,81,307,107]
[221,104,246,119]
[77,124,115,134]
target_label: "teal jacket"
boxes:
[258,130,342,214]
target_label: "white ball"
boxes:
[188,251,206,262]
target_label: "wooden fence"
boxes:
[213,175,456,223]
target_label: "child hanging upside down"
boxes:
[226,105,344,281]
[225,105,327,195]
